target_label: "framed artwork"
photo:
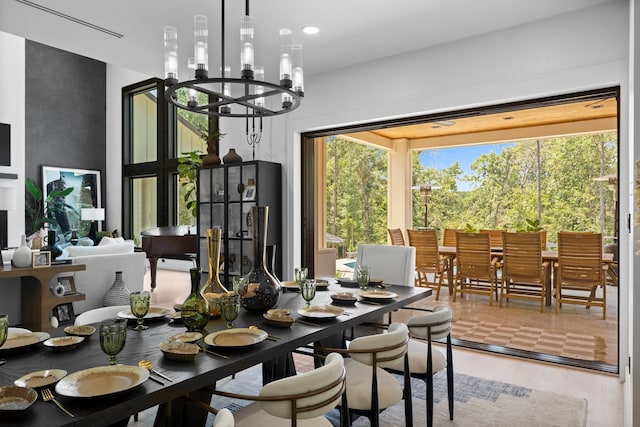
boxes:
[32,251,51,268]
[53,303,75,326]
[57,276,76,295]
[242,185,256,201]
[42,166,101,240]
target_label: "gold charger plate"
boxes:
[0,331,50,353]
[204,328,268,348]
[14,369,67,389]
[117,307,172,320]
[168,332,203,343]
[43,336,84,351]
[359,290,398,301]
[55,365,149,398]
[297,305,345,319]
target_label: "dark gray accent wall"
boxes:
[25,40,106,206]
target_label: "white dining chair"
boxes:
[352,244,416,286]
[182,352,347,427]
[74,305,129,325]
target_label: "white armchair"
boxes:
[352,244,416,286]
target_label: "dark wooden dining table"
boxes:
[438,245,614,305]
[0,283,431,427]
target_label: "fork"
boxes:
[41,388,75,417]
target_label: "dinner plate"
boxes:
[43,336,84,351]
[297,305,345,319]
[55,365,149,398]
[0,331,50,353]
[168,332,203,343]
[330,292,357,306]
[117,307,172,320]
[359,290,398,302]
[281,281,300,291]
[14,369,67,389]
[336,278,359,288]
[204,328,268,348]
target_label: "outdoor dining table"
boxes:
[438,246,614,305]
[0,282,431,427]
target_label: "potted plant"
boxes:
[25,178,78,237]
[177,151,204,220]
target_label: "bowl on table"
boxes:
[159,341,199,361]
[263,308,295,328]
[0,386,38,418]
[64,325,96,338]
[330,292,357,306]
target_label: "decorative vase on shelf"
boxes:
[70,230,79,245]
[181,268,210,331]
[202,144,222,166]
[236,206,281,313]
[40,230,63,261]
[222,148,243,164]
[12,235,33,268]
[103,271,131,306]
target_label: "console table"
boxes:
[0,263,86,332]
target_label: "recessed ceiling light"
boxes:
[503,116,515,120]
[302,26,320,35]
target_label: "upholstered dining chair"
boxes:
[352,244,416,286]
[407,229,449,300]
[385,306,454,427]
[181,352,348,427]
[500,232,550,312]
[74,305,129,325]
[315,323,412,427]
[388,228,406,246]
[555,231,606,319]
[453,232,498,304]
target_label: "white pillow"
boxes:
[98,236,126,246]
[65,241,134,257]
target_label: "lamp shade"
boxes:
[81,208,105,221]
[0,187,16,211]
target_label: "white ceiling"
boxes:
[0,0,616,82]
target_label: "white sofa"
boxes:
[60,238,147,314]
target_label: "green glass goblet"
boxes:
[294,267,308,287]
[0,314,8,365]
[99,318,127,365]
[357,265,370,292]
[130,291,150,331]
[300,279,317,307]
[219,293,240,329]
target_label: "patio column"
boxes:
[387,138,412,240]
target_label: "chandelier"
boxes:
[163,0,304,154]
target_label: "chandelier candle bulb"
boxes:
[194,15,208,79]
[240,15,254,79]
[292,44,304,96]
[163,26,178,85]
[279,28,293,89]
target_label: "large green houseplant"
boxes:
[177,151,204,220]
[25,177,77,236]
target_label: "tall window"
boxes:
[122,78,209,244]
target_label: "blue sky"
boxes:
[418,144,510,191]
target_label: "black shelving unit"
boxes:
[197,160,282,287]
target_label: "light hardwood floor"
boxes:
[145,267,624,427]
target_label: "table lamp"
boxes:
[81,207,105,244]
[0,186,17,265]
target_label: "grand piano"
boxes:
[141,226,198,290]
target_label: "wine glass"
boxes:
[294,267,308,286]
[219,293,240,329]
[0,314,8,365]
[300,279,317,307]
[357,265,370,292]
[99,318,127,365]
[130,291,150,331]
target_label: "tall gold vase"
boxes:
[202,228,228,318]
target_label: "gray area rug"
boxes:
[130,364,587,427]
